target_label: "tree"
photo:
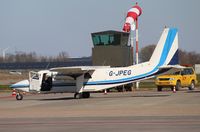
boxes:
[179,50,200,65]
[139,44,156,62]
[140,45,200,65]
[55,51,69,62]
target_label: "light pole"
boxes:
[135,18,140,89]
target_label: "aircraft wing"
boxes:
[50,66,110,79]
[50,66,95,76]
[158,65,185,75]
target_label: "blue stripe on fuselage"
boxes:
[85,28,178,86]
[10,84,29,89]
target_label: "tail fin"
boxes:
[149,28,179,67]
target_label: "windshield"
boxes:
[30,71,40,80]
[92,34,120,46]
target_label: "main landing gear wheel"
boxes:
[74,93,82,99]
[82,92,90,98]
[74,92,90,99]
[16,93,23,100]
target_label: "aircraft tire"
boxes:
[74,93,82,99]
[74,92,90,99]
[157,86,162,91]
[16,93,23,100]
[82,92,90,98]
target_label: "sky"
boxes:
[0,0,199,58]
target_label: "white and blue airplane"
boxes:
[10,28,183,100]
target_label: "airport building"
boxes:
[91,30,133,67]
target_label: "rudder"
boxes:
[149,28,178,67]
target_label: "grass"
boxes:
[0,85,12,91]
[139,81,156,88]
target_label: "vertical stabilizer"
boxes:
[149,28,178,67]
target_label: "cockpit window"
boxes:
[32,74,39,80]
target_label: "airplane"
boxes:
[10,28,183,100]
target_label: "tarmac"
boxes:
[1,89,200,132]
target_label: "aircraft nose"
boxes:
[9,80,29,91]
[9,83,18,89]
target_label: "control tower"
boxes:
[91,30,133,67]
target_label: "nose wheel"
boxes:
[16,93,23,100]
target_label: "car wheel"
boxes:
[188,81,195,90]
[171,87,174,91]
[175,81,181,91]
[157,86,162,91]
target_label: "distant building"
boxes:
[195,64,200,74]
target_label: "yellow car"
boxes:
[155,67,198,91]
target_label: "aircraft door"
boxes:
[29,71,41,92]
[41,73,53,91]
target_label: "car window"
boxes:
[181,68,193,75]
[181,70,186,75]
[188,68,194,74]
[173,71,180,75]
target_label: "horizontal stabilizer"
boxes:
[157,65,185,76]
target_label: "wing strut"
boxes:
[76,75,84,93]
